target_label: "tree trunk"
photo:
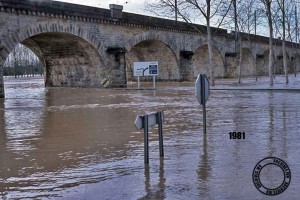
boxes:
[282,1,288,83]
[267,2,274,85]
[238,33,243,83]
[207,19,215,86]
[255,56,258,81]
[282,39,288,83]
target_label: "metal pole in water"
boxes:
[157,111,164,157]
[203,99,206,134]
[201,75,207,134]
[153,76,156,89]
[143,115,149,164]
[138,76,140,89]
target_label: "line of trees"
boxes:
[145,0,300,85]
[3,44,44,77]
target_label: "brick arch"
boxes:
[124,31,178,61]
[0,22,107,88]
[192,43,225,78]
[192,42,225,64]
[192,39,224,53]
[0,22,103,62]
[125,38,180,81]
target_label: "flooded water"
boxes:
[0,76,300,200]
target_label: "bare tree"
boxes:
[294,4,298,76]
[145,0,232,86]
[3,44,43,77]
[224,0,263,83]
[276,0,289,83]
[286,2,298,77]
[273,0,298,79]
[261,0,275,85]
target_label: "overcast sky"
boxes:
[54,0,150,15]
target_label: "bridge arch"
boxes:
[125,36,179,82]
[272,51,294,75]
[192,44,224,79]
[124,31,178,55]
[1,23,106,87]
[240,48,255,77]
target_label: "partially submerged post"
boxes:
[195,74,210,134]
[134,111,164,164]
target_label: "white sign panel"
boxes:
[134,61,159,76]
[134,111,164,130]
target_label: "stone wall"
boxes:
[0,0,300,97]
[193,45,224,79]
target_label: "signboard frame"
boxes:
[134,111,164,164]
[133,61,159,77]
[133,61,159,89]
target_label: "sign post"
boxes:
[134,111,164,164]
[134,61,159,89]
[195,74,210,134]
[143,115,149,164]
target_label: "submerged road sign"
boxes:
[195,74,210,105]
[195,74,210,134]
[134,111,164,164]
[134,111,164,130]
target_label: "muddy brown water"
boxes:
[0,76,300,199]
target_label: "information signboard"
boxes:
[134,62,159,76]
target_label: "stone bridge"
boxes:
[0,0,299,98]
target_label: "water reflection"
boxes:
[0,78,46,197]
[1,76,300,199]
[1,78,143,198]
[0,100,6,181]
[266,92,289,158]
[4,97,45,153]
[0,100,5,146]
[140,158,166,200]
[197,133,212,199]
[268,92,275,156]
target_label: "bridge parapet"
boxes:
[0,0,217,35]
[0,0,297,48]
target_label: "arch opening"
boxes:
[125,40,179,82]
[15,32,106,88]
[3,44,44,78]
